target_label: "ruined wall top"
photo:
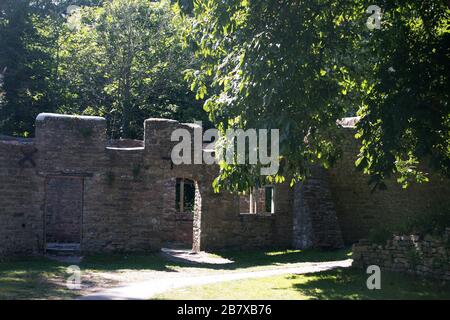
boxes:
[36,113,105,122]
[34,114,199,152]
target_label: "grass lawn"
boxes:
[0,248,350,300]
[0,253,183,300]
[5,247,444,300]
[154,268,450,300]
[0,258,78,300]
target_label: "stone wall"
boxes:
[0,114,294,256]
[328,128,450,244]
[197,179,294,251]
[1,114,450,256]
[0,139,44,256]
[142,118,294,251]
[352,230,450,280]
[292,166,344,249]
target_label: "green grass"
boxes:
[0,253,187,300]
[3,248,447,300]
[0,257,77,300]
[0,248,352,300]
[154,268,450,300]
[72,247,352,273]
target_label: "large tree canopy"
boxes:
[184,0,449,191]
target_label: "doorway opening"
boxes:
[44,176,83,253]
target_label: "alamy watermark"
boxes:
[366,5,382,30]
[366,265,381,290]
[170,122,280,176]
[66,265,81,290]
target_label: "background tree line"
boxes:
[0,0,208,139]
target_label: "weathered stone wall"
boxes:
[81,146,163,253]
[0,139,44,256]
[328,128,450,244]
[352,230,450,281]
[144,118,293,251]
[292,166,344,249]
[198,180,293,251]
[1,114,450,256]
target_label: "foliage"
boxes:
[57,0,208,138]
[355,1,450,190]
[0,0,209,139]
[184,0,450,191]
[1,0,448,191]
[184,0,365,191]
[0,0,53,137]
[154,268,450,300]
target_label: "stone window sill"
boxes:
[239,212,274,217]
[175,212,194,221]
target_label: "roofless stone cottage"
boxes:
[0,113,449,256]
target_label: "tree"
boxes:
[355,1,450,190]
[184,0,449,191]
[0,0,209,139]
[57,0,207,139]
[0,0,104,137]
[184,0,367,191]
[0,0,54,137]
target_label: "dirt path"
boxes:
[79,259,352,300]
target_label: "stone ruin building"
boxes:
[1,113,449,256]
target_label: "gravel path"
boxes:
[79,259,352,300]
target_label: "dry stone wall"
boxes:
[352,230,450,281]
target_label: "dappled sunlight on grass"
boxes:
[155,268,450,300]
[202,247,352,270]
[0,248,353,299]
[0,258,78,300]
[265,249,303,256]
[290,268,450,300]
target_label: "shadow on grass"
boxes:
[77,247,352,272]
[80,253,184,272]
[0,247,352,299]
[290,268,450,300]
[0,258,78,300]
